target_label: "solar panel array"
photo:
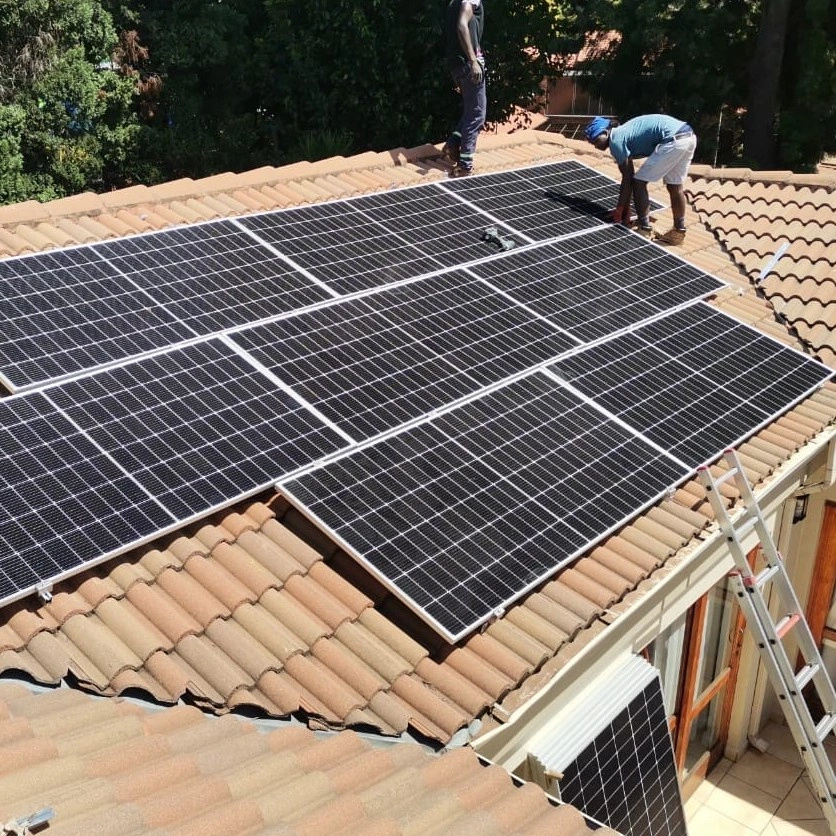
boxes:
[0,160,661,393]
[0,158,830,640]
[550,303,830,468]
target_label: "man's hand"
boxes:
[608,205,630,224]
[470,59,484,84]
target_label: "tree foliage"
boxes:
[126,0,565,179]
[0,0,141,201]
[563,0,836,170]
[1,0,834,203]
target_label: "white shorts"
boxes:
[635,133,697,185]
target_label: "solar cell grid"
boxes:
[96,220,331,334]
[557,676,687,836]
[232,294,485,440]
[0,246,191,391]
[550,302,834,467]
[0,393,173,602]
[439,160,663,241]
[470,225,724,340]
[346,186,516,268]
[47,339,347,521]
[233,272,576,440]
[239,198,446,294]
[281,373,688,639]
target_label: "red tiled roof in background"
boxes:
[687,164,836,368]
[0,131,834,746]
[0,682,611,835]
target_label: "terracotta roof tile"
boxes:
[689,169,836,363]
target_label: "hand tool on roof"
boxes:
[480,226,517,251]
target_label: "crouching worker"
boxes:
[585,114,697,245]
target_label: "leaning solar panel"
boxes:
[280,372,687,640]
[0,392,174,604]
[469,225,724,340]
[47,339,348,521]
[0,245,192,392]
[550,302,834,468]
[95,220,332,335]
[232,272,577,440]
[439,159,664,241]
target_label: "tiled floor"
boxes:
[686,720,832,835]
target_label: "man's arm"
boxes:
[617,159,634,209]
[456,2,483,83]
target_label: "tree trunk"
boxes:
[744,0,793,168]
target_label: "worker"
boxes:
[585,115,697,245]
[442,0,486,177]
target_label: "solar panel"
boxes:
[0,392,174,602]
[280,373,687,640]
[530,655,687,836]
[237,197,441,294]
[439,159,664,241]
[96,220,332,335]
[550,302,834,468]
[0,246,191,392]
[345,187,523,269]
[232,273,576,440]
[47,339,348,520]
[469,225,724,340]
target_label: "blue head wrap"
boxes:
[585,116,610,142]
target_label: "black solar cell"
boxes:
[0,393,173,601]
[0,246,191,391]
[97,220,331,334]
[47,340,347,520]
[233,273,576,440]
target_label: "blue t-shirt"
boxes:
[608,115,688,166]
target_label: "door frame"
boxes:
[676,554,752,800]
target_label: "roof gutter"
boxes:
[471,423,836,769]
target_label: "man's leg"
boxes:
[667,184,687,232]
[631,179,651,229]
[456,65,486,172]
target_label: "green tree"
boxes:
[259,0,565,157]
[131,0,567,178]
[0,0,142,202]
[562,0,836,171]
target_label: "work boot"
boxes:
[656,227,686,245]
[442,140,461,164]
[450,162,473,178]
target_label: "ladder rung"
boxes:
[712,465,741,489]
[754,565,781,589]
[775,613,800,639]
[816,713,836,742]
[734,516,759,540]
[795,664,820,691]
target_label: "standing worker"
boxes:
[442,0,486,177]
[585,115,697,245]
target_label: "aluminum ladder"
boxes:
[698,449,836,833]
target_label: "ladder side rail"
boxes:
[698,456,836,830]
[719,452,836,717]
